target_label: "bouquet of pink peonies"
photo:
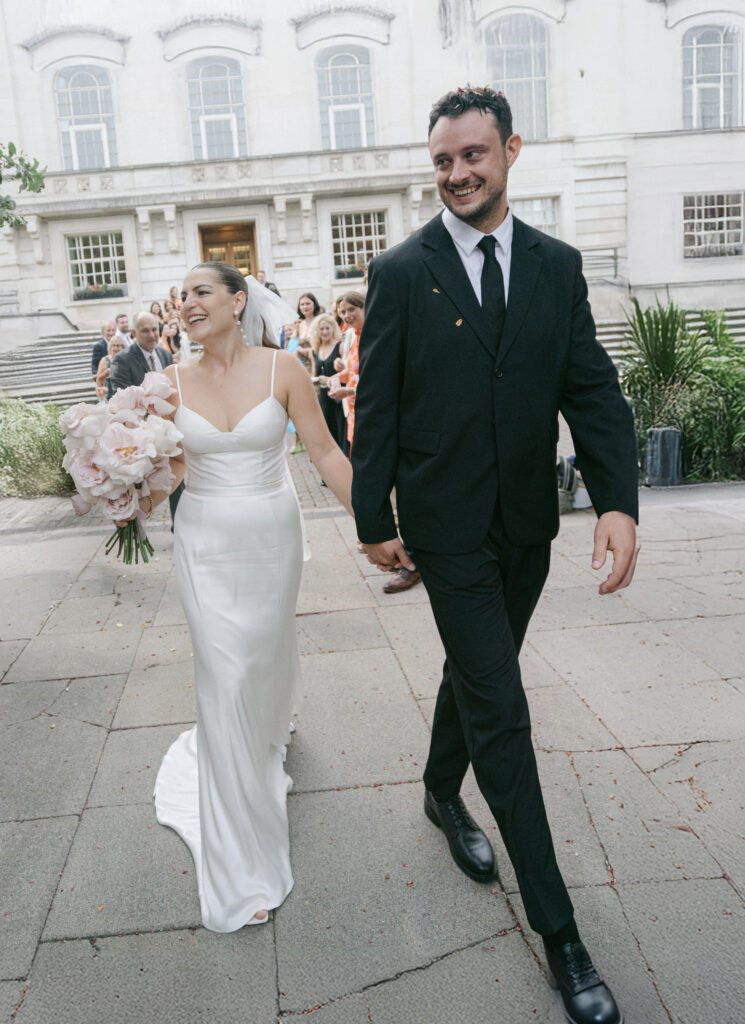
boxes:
[59,372,183,564]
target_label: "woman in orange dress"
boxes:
[327,291,364,453]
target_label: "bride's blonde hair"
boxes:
[192,262,278,348]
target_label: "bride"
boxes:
[134,262,353,931]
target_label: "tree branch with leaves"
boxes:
[1,142,46,228]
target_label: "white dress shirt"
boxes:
[137,342,164,372]
[442,206,513,306]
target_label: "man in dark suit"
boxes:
[110,311,183,525]
[91,321,115,378]
[351,87,637,1024]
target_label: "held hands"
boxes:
[361,537,416,574]
[592,511,639,594]
[115,494,153,529]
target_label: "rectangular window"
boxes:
[331,211,387,277]
[329,104,365,149]
[66,232,128,300]
[511,196,558,236]
[200,114,238,160]
[683,192,744,258]
[69,124,109,170]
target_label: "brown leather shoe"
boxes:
[383,567,422,593]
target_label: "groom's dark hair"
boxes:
[428,85,513,144]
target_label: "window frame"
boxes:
[65,230,128,301]
[328,103,367,150]
[682,24,743,130]
[68,123,110,171]
[315,44,375,150]
[330,209,388,278]
[199,112,239,160]
[187,57,247,161]
[683,191,744,259]
[54,65,118,171]
[484,13,549,142]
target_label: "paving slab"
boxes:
[87,725,186,808]
[661,612,745,679]
[0,981,25,1021]
[42,804,200,940]
[0,817,78,977]
[572,749,722,884]
[633,738,745,897]
[0,572,74,642]
[530,586,644,632]
[616,878,745,1024]
[48,673,128,729]
[40,592,119,635]
[0,640,26,681]
[5,628,141,683]
[509,884,671,1024]
[112,661,196,729]
[281,994,370,1023]
[152,574,186,627]
[526,684,619,751]
[289,648,430,792]
[17,928,278,1024]
[2,715,107,820]
[374,602,444,698]
[520,642,568,689]
[296,606,389,654]
[365,930,559,1024]
[277,783,513,1010]
[620,574,745,620]
[298,519,377,614]
[130,625,193,671]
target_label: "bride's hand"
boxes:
[115,495,152,528]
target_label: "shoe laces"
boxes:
[562,942,600,990]
[442,796,478,832]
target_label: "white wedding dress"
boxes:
[154,353,307,932]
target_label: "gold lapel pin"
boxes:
[455,318,463,326]
[433,288,440,293]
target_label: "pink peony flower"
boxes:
[71,494,92,516]
[141,456,174,496]
[58,402,112,451]
[96,422,156,486]
[104,488,139,521]
[108,385,148,424]
[141,371,176,415]
[63,446,127,500]
[142,414,183,457]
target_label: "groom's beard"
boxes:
[445,186,505,228]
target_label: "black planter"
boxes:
[644,427,682,486]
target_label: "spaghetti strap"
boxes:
[174,363,183,404]
[270,349,278,399]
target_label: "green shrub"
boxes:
[622,302,745,481]
[0,397,74,497]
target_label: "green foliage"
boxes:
[0,397,73,497]
[622,301,745,482]
[1,141,46,228]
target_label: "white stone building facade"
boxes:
[0,0,743,343]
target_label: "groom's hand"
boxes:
[362,538,416,574]
[592,511,639,595]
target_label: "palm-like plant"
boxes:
[622,298,709,391]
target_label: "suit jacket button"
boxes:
[494,369,503,378]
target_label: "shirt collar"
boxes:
[442,205,514,258]
[137,342,158,362]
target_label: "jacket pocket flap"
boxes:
[399,426,440,455]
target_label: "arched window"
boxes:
[316,45,375,150]
[55,66,118,170]
[187,57,247,159]
[485,14,548,141]
[683,26,742,129]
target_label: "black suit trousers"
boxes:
[413,510,573,936]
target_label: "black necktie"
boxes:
[477,235,506,346]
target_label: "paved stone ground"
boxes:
[2,458,745,1023]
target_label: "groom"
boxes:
[351,87,638,1024]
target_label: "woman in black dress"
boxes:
[309,313,345,450]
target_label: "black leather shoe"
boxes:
[544,940,623,1024]
[423,790,498,883]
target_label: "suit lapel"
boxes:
[497,217,542,366]
[421,215,497,358]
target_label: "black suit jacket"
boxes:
[351,213,638,553]
[91,337,108,376]
[109,344,173,393]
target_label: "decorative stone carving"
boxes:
[19,25,130,71]
[300,194,314,242]
[163,204,179,253]
[1,225,17,260]
[77,177,91,192]
[330,156,343,172]
[215,165,230,181]
[158,16,261,60]
[291,5,395,49]
[471,0,569,24]
[237,162,252,178]
[374,152,389,169]
[192,166,206,182]
[100,175,114,191]
[54,178,68,194]
[24,215,45,264]
[273,196,288,244]
[353,154,365,170]
[407,184,423,228]
[136,206,154,256]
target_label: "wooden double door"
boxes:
[199,222,257,277]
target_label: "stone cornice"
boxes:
[157,15,262,60]
[19,25,130,71]
[290,4,395,48]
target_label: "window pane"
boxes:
[486,14,548,141]
[66,231,128,298]
[683,191,744,258]
[330,210,388,275]
[55,65,117,170]
[187,57,247,160]
[316,45,375,150]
